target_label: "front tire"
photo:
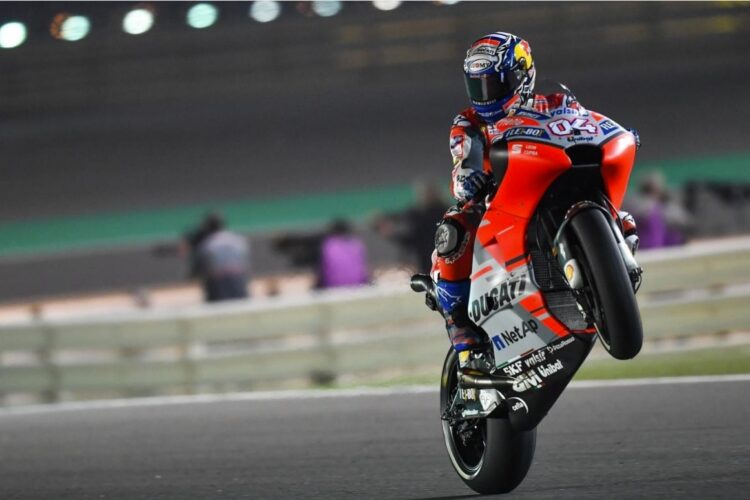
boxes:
[440,349,536,494]
[569,208,643,359]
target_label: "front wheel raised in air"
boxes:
[440,348,536,495]
[569,208,643,360]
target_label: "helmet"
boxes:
[463,32,536,123]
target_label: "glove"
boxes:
[456,169,492,202]
[627,128,641,150]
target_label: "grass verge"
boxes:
[333,344,750,389]
[574,344,750,380]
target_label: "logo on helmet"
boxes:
[469,44,499,57]
[514,40,533,70]
[467,58,493,73]
[463,33,536,123]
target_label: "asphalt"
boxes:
[0,378,748,500]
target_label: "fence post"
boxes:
[178,318,196,395]
[310,301,337,386]
[38,323,59,404]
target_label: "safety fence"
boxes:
[1,237,749,405]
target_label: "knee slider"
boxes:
[435,218,467,260]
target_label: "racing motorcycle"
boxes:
[411,86,643,494]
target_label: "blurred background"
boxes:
[0,1,749,405]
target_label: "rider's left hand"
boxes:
[627,128,641,150]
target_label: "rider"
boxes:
[433,32,638,373]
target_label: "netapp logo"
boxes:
[491,319,539,351]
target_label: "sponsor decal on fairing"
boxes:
[550,107,588,117]
[468,274,528,323]
[547,118,597,136]
[503,127,550,140]
[598,119,619,135]
[491,319,539,352]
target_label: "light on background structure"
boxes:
[123,6,155,35]
[51,14,91,42]
[250,1,281,23]
[0,21,27,49]
[187,3,219,29]
[312,1,342,17]
[372,0,402,11]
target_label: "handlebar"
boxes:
[410,273,442,315]
[410,274,434,293]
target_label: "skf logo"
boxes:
[491,319,539,351]
[469,274,527,323]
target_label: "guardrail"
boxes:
[1,237,749,405]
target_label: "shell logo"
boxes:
[564,264,575,281]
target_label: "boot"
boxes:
[436,279,493,375]
[619,210,639,256]
[445,310,493,375]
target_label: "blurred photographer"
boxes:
[188,213,251,302]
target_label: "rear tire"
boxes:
[440,349,536,494]
[569,209,643,360]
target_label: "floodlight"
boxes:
[250,1,281,23]
[0,22,27,49]
[57,15,91,41]
[372,0,401,11]
[312,1,342,17]
[187,3,218,29]
[123,7,155,35]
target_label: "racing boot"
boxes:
[436,279,493,375]
[618,210,644,291]
[619,210,639,256]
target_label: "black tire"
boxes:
[569,208,643,360]
[440,348,536,495]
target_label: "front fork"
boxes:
[552,201,643,293]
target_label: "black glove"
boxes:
[461,170,493,202]
[627,128,641,150]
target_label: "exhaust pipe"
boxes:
[458,372,515,389]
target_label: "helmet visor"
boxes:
[464,71,520,104]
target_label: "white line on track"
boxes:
[1,374,748,418]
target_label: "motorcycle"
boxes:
[411,86,643,494]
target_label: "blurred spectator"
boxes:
[273,219,369,290]
[317,219,369,289]
[684,181,750,238]
[191,212,250,302]
[625,171,690,249]
[373,181,448,273]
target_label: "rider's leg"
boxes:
[619,210,639,255]
[434,206,489,368]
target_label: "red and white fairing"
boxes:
[467,100,637,371]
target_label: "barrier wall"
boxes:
[1,238,749,405]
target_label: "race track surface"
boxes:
[1,378,748,499]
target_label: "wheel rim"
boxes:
[442,354,486,477]
[574,243,612,349]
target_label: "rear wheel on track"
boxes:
[440,348,536,495]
